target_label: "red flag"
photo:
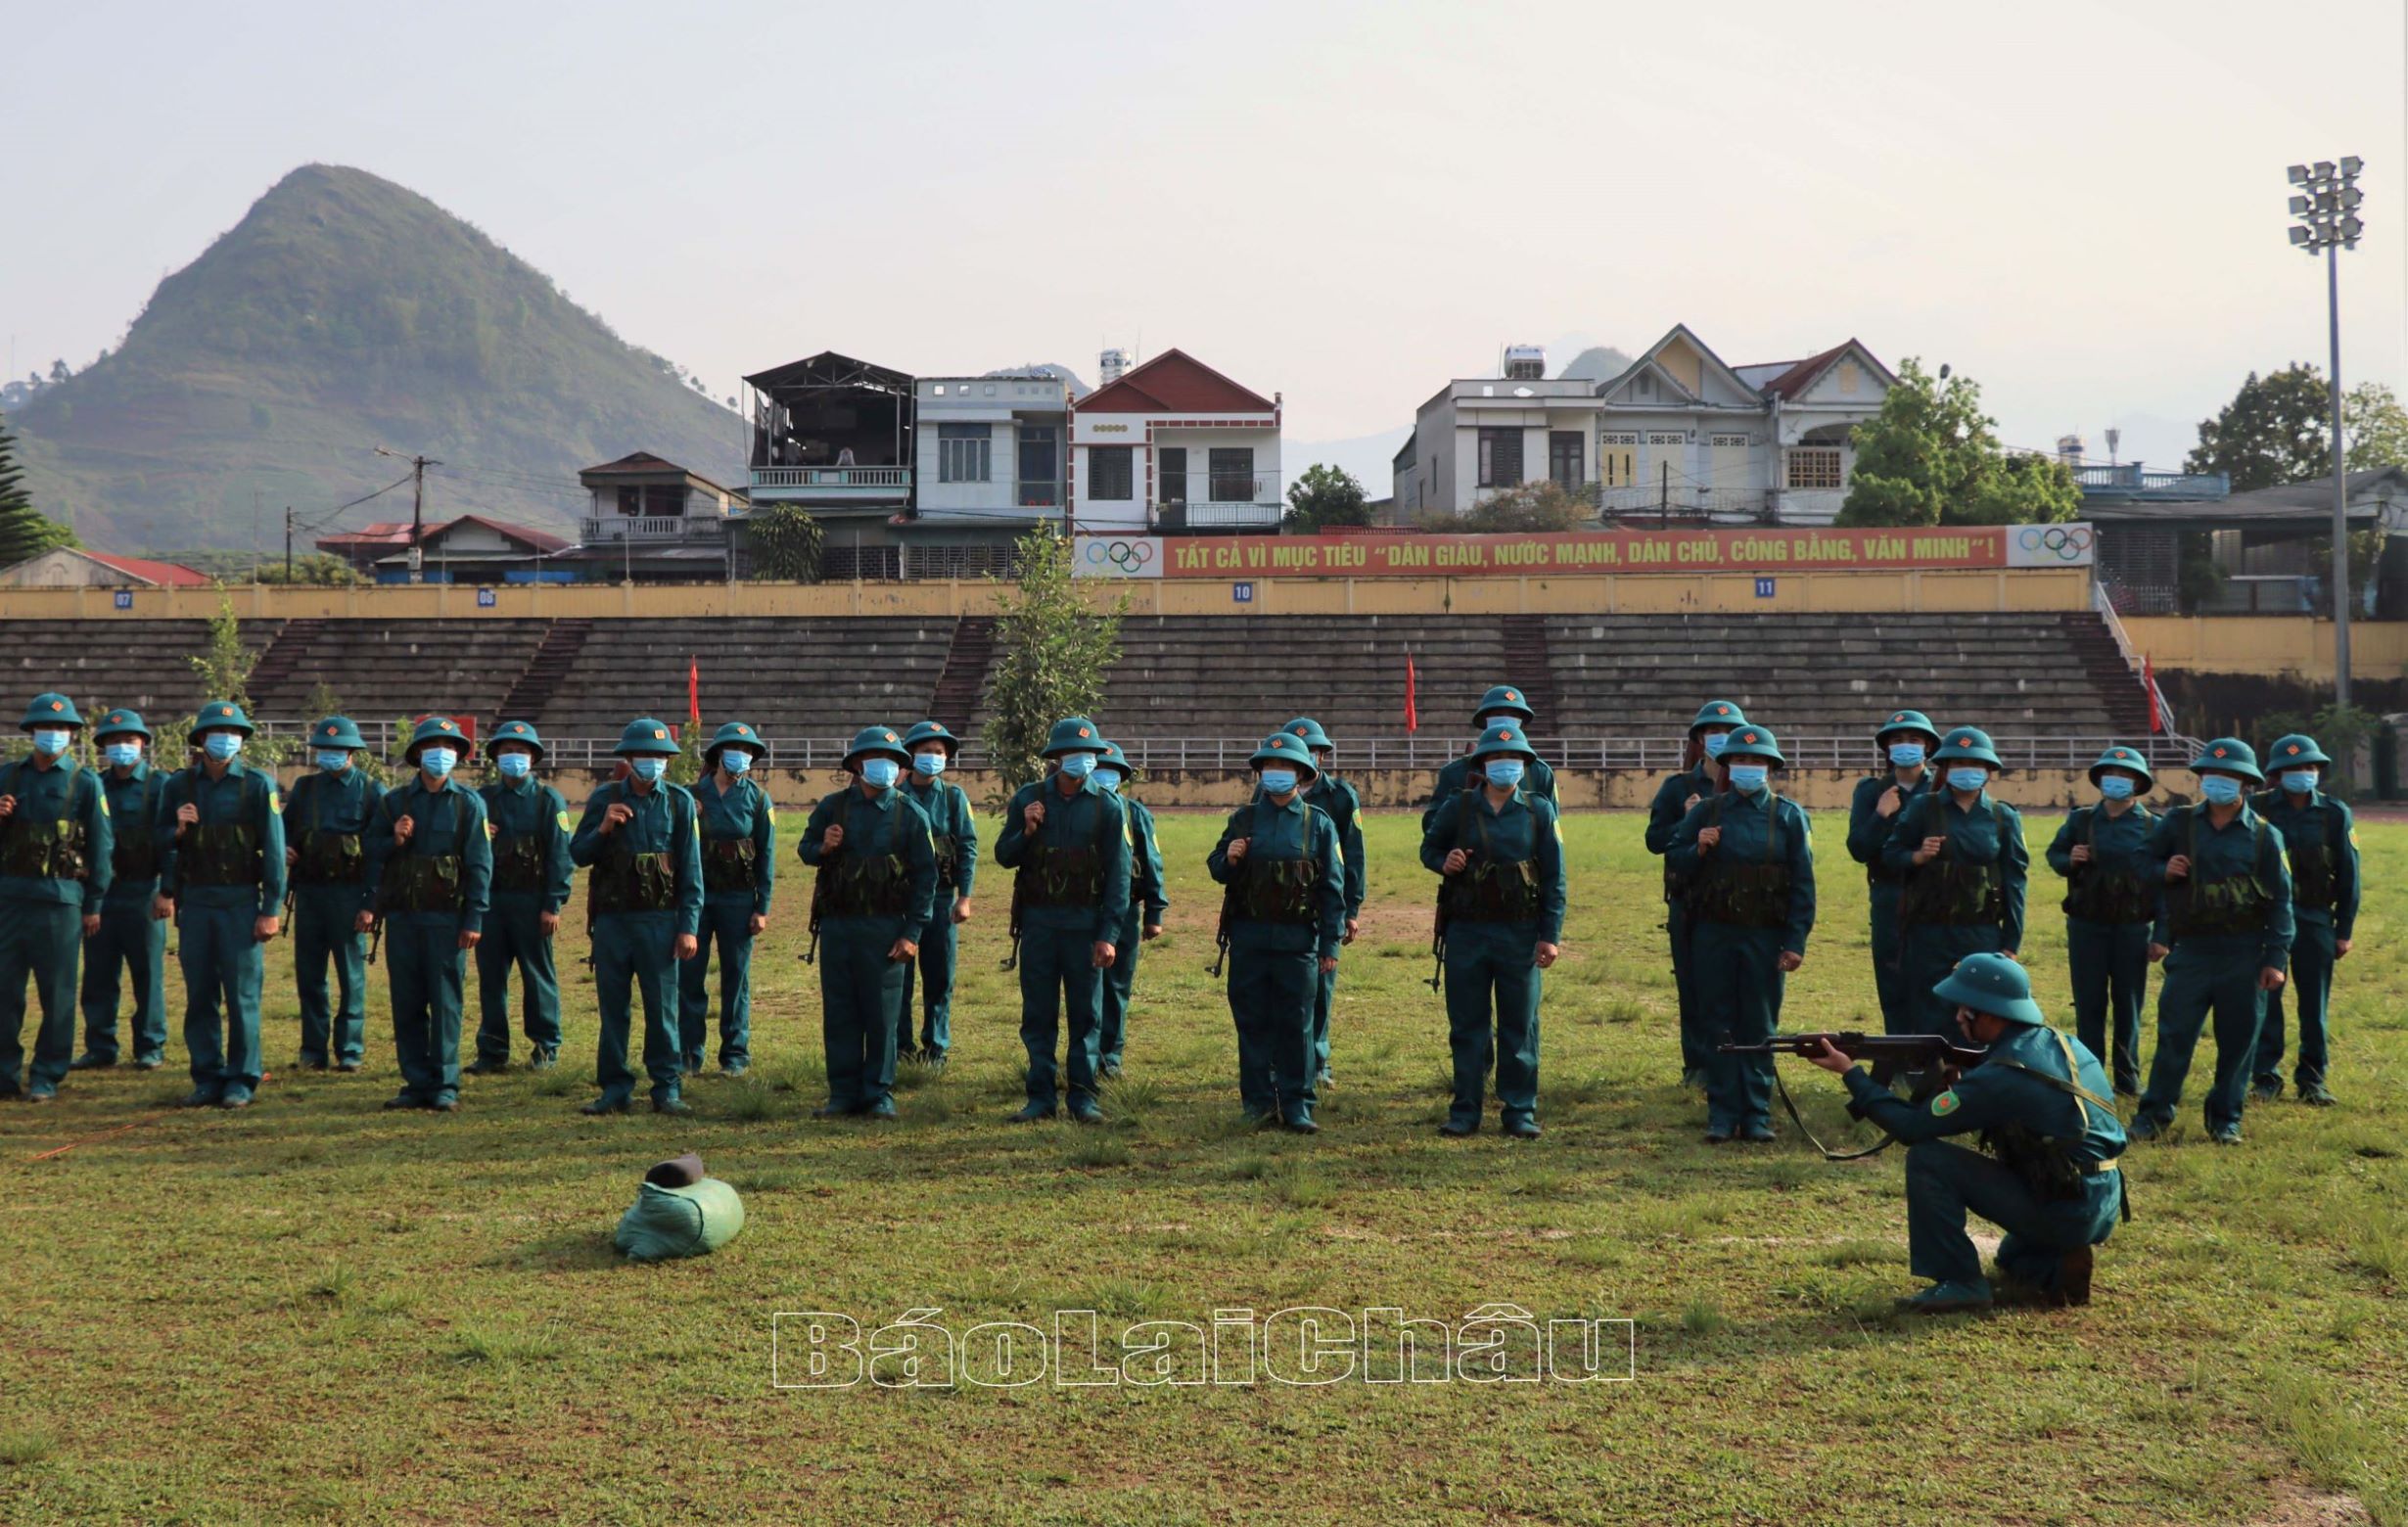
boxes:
[687,656,701,724]
[1404,654,1418,733]
[2145,655,2160,734]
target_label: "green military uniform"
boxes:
[1275,718,1364,1088]
[1846,710,1939,1035]
[474,720,573,1072]
[1422,684,1558,833]
[1836,954,2126,1312]
[2045,746,2166,1094]
[2135,739,2294,1144]
[366,717,492,1111]
[679,721,776,1076]
[2249,733,2359,1103]
[1419,722,1566,1138]
[994,717,1132,1123]
[1095,740,1165,1079]
[1881,726,2028,1037]
[897,720,978,1066]
[1,693,112,1101]
[796,726,937,1118]
[1666,725,1816,1142]
[569,718,705,1115]
[1647,699,1747,1083]
[286,717,379,1070]
[157,702,285,1108]
[74,708,165,1070]
[1211,733,1344,1131]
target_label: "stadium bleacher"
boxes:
[1,619,280,725]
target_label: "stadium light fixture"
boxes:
[2285,156,2366,713]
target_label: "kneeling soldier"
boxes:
[1419,721,1565,1138]
[680,720,775,1078]
[898,720,977,1068]
[1804,953,2127,1313]
[1095,739,1165,1080]
[158,702,283,1109]
[473,720,573,1074]
[364,717,491,1112]
[1210,732,1342,1132]
[2046,746,2166,1096]
[286,716,378,1072]
[73,708,164,1072]
[2249,734,2359,1106]
[797,725,936,1119]
[1,693,112,1102]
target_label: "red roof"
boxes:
[1756,341,1884,401]
[581,451,686,476]
[1076,347,1276,415]
[84,551,211,586]
[317,515,568,556]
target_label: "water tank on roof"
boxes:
[1504,345,1546,381]
[1099,348,1130,386]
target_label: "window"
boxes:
[1209,447,1256,501]
[1710,433,1754,489]
[1017,426,1059,507]
[938,424,991,484]
[1786,447,1843,490]
[1477,427,1523,487]
[1089,445,1134,500]
[1158,446,1188,504]
[1599,432,1638,488]
[1549,431,1584,488]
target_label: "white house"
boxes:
[1069,348,1282,534]
[911,373,1070,524]
[1395,326,1894,525]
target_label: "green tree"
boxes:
[0,409,79,565]
[186,588,296,768]
[1283,463,1372,532]
[746,503,824,581]
[2184,364,2331,491]
[2343,381,2408,471]
[1427,481,1595,533]
[979,526,1125,808]
[1836,358,2080,527]
[257,553,366,585]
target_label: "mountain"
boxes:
[1555,345,1635,382]
[11,164,746,555]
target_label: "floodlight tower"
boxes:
[2287,157,2365,709]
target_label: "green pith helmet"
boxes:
[2266,734,2333,771]
[1472,684,1536,724]
[1933,951,2048,1027]
[93,708,150,743]
[22,693,83,731]
[1875,709,1941,749]
[2189,737,2263,784]
[614,717,681,758]
[1932,725,2003,769]
[1042,717,1107,758]
[403,715,470,760]
[843,724,911,771]
[2087,744,2153,790]
[485,718,544,759]
[1469,720,1540,764]
[187,701,255,741]
[1282,717,1333,751]
[1689,699,1746,734]
[704,720,764,766]
[903,719,961,756]
[310,716,368,752]
[1097,740,1135,779]
[1718,723,1785,768]
[1250,732,1320,779]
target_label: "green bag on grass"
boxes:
[615,1178,746,1262]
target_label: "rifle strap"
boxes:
[1768,1064,1897,1162]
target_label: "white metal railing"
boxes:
[2090,580,2192,750]
[749,466,910,491]
[580,516,726,541]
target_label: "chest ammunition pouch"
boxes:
[815,798,911,920]
[1660,771,1711,903]
[107,773,162,884]
[379,792,466,914]
[1687,794,1792,930]
[1901,795,2009,928]
[703,835,760,895]
[589,791,679,918]
[1444,790,1544,925]
[2254,791,2342,913]
[288,775,366,886]
[2167,805,2271,939]
[492,830,547,893]
[1225,802,1325,927]
[0,762,91,881]
[2061,805,2156,925]
[1979,1033,2127,1220]
[1019,799,1109,911]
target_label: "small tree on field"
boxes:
[186,587,295,767]
[979,525,1125,809]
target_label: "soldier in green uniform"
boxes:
[1803,953,2127,1313]
[363,717,492,1112]
[568,718,704,1116]
[679,720,775,1078]
[1422,684,1558,832]
[1882,725,2028,1038]
[471,719,573,1074]
[1666,724,1816,1143]
[2248,733,2359,1106]
[1847,709,1938,1035]
[1209,733,1343,1131]
[1093,740,1165,1080]
[1273,718,1363,1089]
[1419,721,1566,1138]
[283,716,378,1073]
[1646,699,1745,1087]
[1,693,112,1102]
[2133,738,2294,1145]
[71,708,164,1072]
[796,725,937,1120]
[156,701,284,1109]
[994,717,1131,1124]
[898,720,977,1069]
[2045,745,2168,1095]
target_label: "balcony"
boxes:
[2074,465,2230,503]
[1151,471,1282,532]
[580,516,726,541]
[749,465,912,501]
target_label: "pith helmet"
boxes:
[93,707,150,743]
[1932,726,2003,769]
[705,720,764,765]
[1097,739,1136,779]
[1875,709,1941,748]
[903,719,961,756]
[2087,744,2153,790]
[187,701,255,742]
[1472,685,1536,724]
[1250,732,1320,778]
[1690,699,1746,734]
[2267,734,2332,770]
[1042,717,1106,758]
[1469,721,1540,764]
[1282,717,1334,751]
[1933,952,2048,1027]
[1719,723,1786,768]
[21,693,83,731]
[2189,737,2263,784]
[485,718,544,759]
[844,724,910,771]
[310,716,368,752]
[614,717,680,758]
[403,716,469,760]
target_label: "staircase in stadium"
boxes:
[494,620,594,728]
[929,616,997,735]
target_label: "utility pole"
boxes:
[284,506,294,580]
[2287,158,2365,715]
[375,446,441,582]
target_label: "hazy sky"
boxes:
[5,0,2404,475]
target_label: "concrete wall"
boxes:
[2127,616,2408,678]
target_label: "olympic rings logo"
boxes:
[1082,538,1157,571]
[2015,525,2094,560]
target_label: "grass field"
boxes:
[3,808,2402,1526]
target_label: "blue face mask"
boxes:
[1702,730,1732,760]
[1888,742,1926,768]
[2097,774,2136,801]
[1057,753,1097,780]
[203,733,242,762]
[2199,774,2243,805]
[1727,764,1770,793]
[418,748,457,778]
[1947,767,1989,794]
[495,753,533,779]
[104,743,142,768]
[1259,768,1298,796]
[315,750,350,773]
[860,758,899,789]
[2280,770,2318,796]
[721,751,753,775]
[30,728,71,758]
[1096,772,1122,793]
[913,752,947,776]
[1484,759,1526,789]
[628,757,666,783]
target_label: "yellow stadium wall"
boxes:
[2125,617,2408,679]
